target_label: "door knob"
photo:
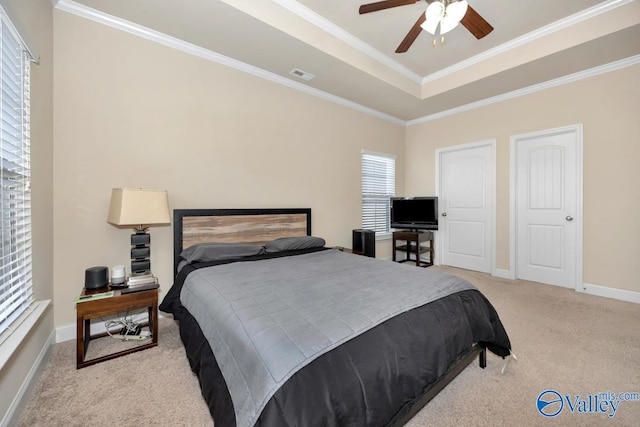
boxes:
[442,212,447,217]
[566,215,574,221]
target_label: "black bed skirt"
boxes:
[171,289,510,427]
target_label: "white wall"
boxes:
[52,10,406,330]
[406,64,640,293]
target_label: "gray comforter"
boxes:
[180,249,475,427]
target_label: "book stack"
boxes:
[121,273,159,294]
[76,290,114,303]
[126,272,158,288]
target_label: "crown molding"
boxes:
[270,0,423,83]
[407,54,640,126]
[271,0,634,87]
[421,0,634,84]
[53,0,639,127]
[52,0,405,125]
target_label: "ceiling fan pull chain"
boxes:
[432,36,445,47]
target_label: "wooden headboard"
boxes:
[173,208,312,274]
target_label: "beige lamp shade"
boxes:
[107,188,170,229]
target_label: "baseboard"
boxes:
[56,324,74,343]
[56,310,151,343]
[488,272,639,304]
[581,283,640,304]
[492,269,514,279]
[1,328,55,427]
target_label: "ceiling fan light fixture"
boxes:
[421,1,445,35]
[421,0,468,36]
[440,0,468,34]
[425,1,445,20]
[439,15,458,34]
[446,0,468,23]
[420,17,440,35]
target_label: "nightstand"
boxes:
[76,286,158,369]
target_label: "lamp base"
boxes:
[131,229,152,275]
[131,230,150,245]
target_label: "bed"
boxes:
[160,208,511,426]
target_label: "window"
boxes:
[361,151,395,237]
[0,12,32,336]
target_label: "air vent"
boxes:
[289,68,315,81]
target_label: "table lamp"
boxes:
[107,188,170,282]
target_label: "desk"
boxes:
[392,230,434,267]
[76,287,158,369]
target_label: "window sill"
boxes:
[375,233,392,241]
[0,300,51,371]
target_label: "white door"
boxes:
[513,125,582,288]
[438,142,495,273]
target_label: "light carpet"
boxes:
[17,266,640,426]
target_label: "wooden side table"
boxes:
[76,287,158,369]
[392,230,434,267]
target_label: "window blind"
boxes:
[0,13,32,335]
[361,152,395,235]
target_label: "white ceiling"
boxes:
[65,0,640,122]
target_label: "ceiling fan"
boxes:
[359,0,493,53]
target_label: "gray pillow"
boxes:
[264,236,326,253]
[180,243,265,263]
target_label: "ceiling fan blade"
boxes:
[460,5,493,39]
[359,0,419,15]
[395,12,426,53]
